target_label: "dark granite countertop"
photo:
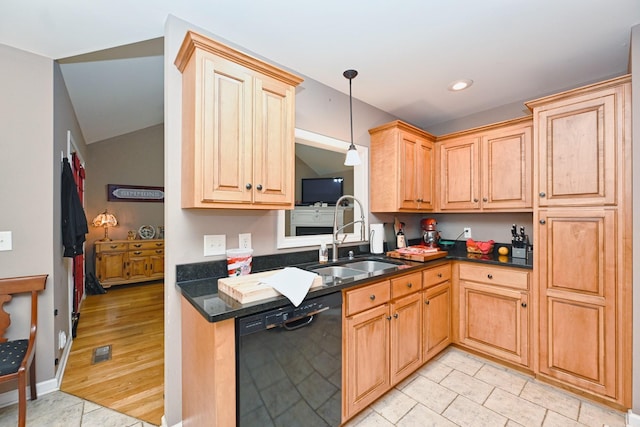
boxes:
[177,241,532,324]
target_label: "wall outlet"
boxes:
[239,233,252,249]
[463,227,472,239]
[0,231,12,251]
[204,234,226,256]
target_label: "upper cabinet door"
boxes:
[529,79,630,208]
[481,124,532,210]
[201,55,254,204]
[253,75,296,205]
[439,136,480,210]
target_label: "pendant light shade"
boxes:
[343,69,361,166]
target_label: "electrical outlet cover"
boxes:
[239,233,252,249]
[204,234,226,256]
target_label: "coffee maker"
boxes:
[421,218,440,249]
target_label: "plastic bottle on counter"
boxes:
[319,243,329,263]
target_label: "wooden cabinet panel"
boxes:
[537,209,616,397]
[423,281,451,360]
[369,121,436,212]
[439,136,479,210]
[390,292,422,384]
[175,30,302,209]
[438,118,532,212]
[390,272,421,298]
[460,281,529,366]
[423,263,451,288]
[344,280,390,316]
[459,263,529,290]
[343,303,390,420]
[94,239,164,287]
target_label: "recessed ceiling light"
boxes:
[448,79,473,91]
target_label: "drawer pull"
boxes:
[110,245,118,249]
[437,273,442,278]
[521,302,527,308]
[369,295,376,301]
[134,251,142,255]
[393,313,398,319]
[156,250,163,254]
[156,243,163,246]
[406,283,412,288]
[134,243,142,248]
[487,274,493,279]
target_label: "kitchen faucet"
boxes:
[332,195,366,262]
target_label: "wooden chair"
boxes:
[0,274,47,427]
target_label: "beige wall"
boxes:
[0,43,56,388]
[84,124,164,275]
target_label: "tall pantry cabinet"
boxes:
[526,75,632,408]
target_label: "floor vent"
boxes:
[91,345,112,364]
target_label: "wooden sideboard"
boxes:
[94,239,164,287]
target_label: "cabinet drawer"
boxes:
[423,264,451,288]
[95,242,128,253]
[129,240,164,250]
[459,263,529,290]
[390,272,421,298]
[129,249,164,257]
[345,280,390,316]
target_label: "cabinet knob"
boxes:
[369,294,376,301]
[386,315,392,321]
[406,283,412,288]
[473,198,479,203]
[416,198,423,203]
[521,302,527,308]
[437,273,442,278]
[246,183,252,190]
[539,192,546,197]
[540,219,546,225]
[393,313,399,319]
[487,274,493,279]
[257,184,263,191]
[482,197,488,202]
[425,300,430,305]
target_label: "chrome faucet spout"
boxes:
[332,195,366,262]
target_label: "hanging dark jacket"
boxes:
[62,158,88,257]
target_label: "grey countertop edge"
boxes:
[177,245,532,324]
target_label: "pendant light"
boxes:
[343,69,361,166]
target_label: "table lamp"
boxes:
[92,210,118,241]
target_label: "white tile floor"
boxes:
[0,391,156,427]
[0,347,629,427]
[345,348,628,427]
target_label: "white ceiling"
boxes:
[1,1,639,144]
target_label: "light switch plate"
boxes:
[0,231,12,251]
[204,234,226,256]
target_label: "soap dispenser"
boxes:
[319,243,329,263]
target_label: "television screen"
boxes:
[301,177,344,205]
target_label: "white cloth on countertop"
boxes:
[260,267,318,307]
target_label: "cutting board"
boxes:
[386,248,448,263]
[218,269,323,304]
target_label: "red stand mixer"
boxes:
[421,218,440,249]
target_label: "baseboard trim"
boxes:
[628,409,640,427]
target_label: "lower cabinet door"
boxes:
[96,252,127,284]
[423,281,451,361]
[390,292,422,384]
[128,254,149,281]
[459,281,529,366]
[344,303,390,421]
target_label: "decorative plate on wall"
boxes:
[138,225,156,240]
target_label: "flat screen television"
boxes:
[301,177,344,205]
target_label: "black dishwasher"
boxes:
[236,292,342,427]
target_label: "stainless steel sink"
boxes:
[341,260,400,273]
[312,266,366,278]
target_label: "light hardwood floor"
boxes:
[60,281,164,426]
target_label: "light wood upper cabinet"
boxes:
[438,118,532,211]
[526,76,630,208]
[369,121,436,212]
[175,31,303,209]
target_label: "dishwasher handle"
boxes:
[282,314,314,331]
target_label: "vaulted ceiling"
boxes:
[1,1,638,144]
